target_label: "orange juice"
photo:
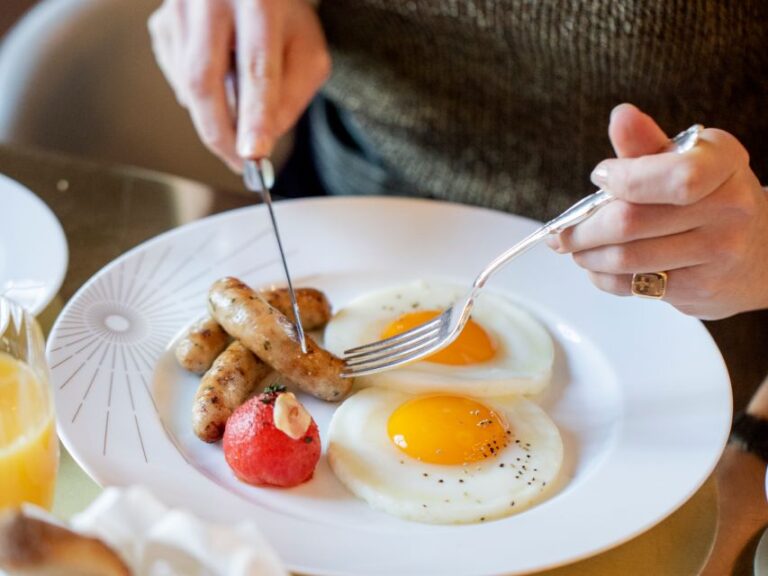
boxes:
[0,351,58,509]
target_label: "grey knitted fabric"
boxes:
[317,0,768,221]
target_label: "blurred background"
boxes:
[1,1,32,35]
[0,0,248,193]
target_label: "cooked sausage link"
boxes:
[175,317,230,373]
[261,288,332,331]
[209,277,353,402]
[177,288,330,375]
[192,341,272,443]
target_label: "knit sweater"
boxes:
[317,0,768,221]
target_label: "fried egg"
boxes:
[324,281,554,396]
[327,387,563,524]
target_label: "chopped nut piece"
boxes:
[273,392,312,439]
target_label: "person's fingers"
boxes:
[548,104,672,252]
[590,128,749,205]
[274,8,331,135]
[148,1,188,107]
[607,103,669,158]
[236,0,284,158]
[555,106,768,319]
[591,262,767,320]
[586,271,634,297]
[183,1,239,170]
[571,228,709,274]
[554,199,706,253]
[589,266,706,314]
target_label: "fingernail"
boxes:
[237,131,271,158]
[610,102,638,122]
[545,236,561,252]
[591,164,609,188]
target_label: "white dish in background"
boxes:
[0,173,68,314]
[46,197,732,576]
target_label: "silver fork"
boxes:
[341,124,703,377]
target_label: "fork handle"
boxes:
[472,123,703,290]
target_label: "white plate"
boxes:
[47,197,732,576]
[0,173,68,314]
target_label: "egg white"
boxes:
[327,387,563,524]
[324,281,554,396]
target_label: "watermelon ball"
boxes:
[223,386,321,487]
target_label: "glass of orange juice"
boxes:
[0,296,59,510]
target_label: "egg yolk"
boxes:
[387,395,509,465]
[381,310,496,365]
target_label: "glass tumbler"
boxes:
[0,296,59,510]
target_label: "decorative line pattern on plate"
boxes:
[50,224,288,463]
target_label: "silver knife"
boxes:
[243,158,308,353]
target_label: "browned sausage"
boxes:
[176,288,330,374]
[192,341,272,442]
[175,317,230,373]
[209,277,353,401]
[261,288,332,330]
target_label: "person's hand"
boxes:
[549,103,768,320]
[148,0,330,172]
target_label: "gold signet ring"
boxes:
[631,272,668,299]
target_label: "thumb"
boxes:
[608,103,668,158]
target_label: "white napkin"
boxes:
[70,486,288,576]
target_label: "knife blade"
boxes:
[243,158,307,353]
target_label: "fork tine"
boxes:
[342,335,443,376]
[342,316,443,355]
[347,332,441,365]
[344,334,440,367]
[343,324,441,363]
[342,337,441,376]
